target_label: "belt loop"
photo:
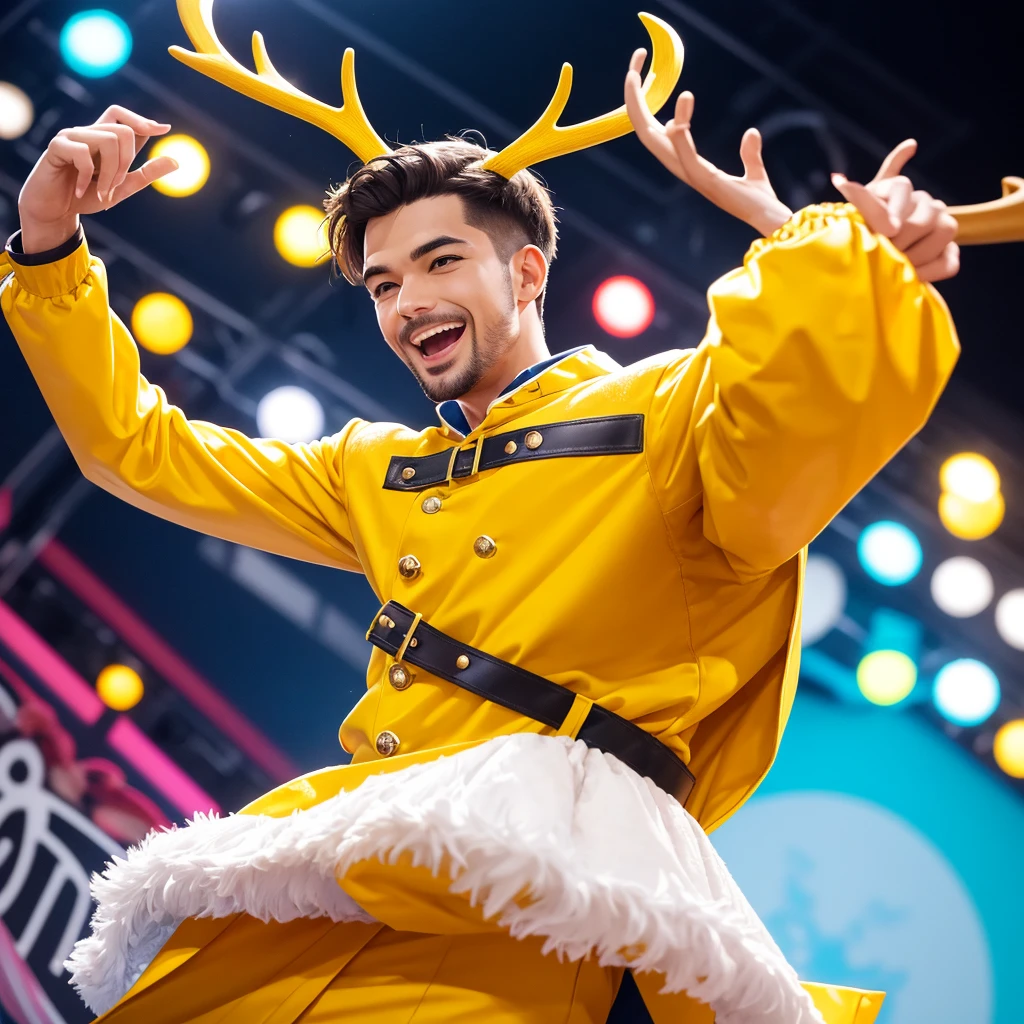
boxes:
[470,437,484,477]
[395,611,423,663]
[445,446,460,483]
[555,693,593,740]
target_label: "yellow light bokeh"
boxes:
[274,205,330,267]
[938,490,1005,541]
[993,719,1024,778]
[939,452,1000,503]
[856,649,917,706]
[149,134,210,197]
[131,292,193,354]
[97,664,144,711]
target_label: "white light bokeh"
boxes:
[591,276,655,338]
[0,82,34,140]
[256,386,325,443]
[801,553,847,646]
[930,556,994,618]
[995,589,1024,650]
[933,659,1000,727]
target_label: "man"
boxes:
[1,5,964,1023]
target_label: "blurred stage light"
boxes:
[257,386,324,442]
[930,556,994,618]
[801,554,847,646]
[857,520,922,586]
[60,10,132,78]
[97,664,144,711]
[0,82,34,140]
[940,452,1000,503]
[933,658,1000,726]
[938,490,1005,541]
[149,135,210,197]
[995,589,1024,650]
[131,292,194,354]
[592,276,655,338]
[993,720,1024,778]
[856,650,917,706]
[274,205,329,267]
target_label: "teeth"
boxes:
[412,321,465,347]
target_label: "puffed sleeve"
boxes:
[1,231,364,572]
[645,203,960,576]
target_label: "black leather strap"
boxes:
[366,601,695,804]
[383,414,644,491]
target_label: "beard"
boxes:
[407,279,518,405]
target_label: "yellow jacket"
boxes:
[1,203,958,836]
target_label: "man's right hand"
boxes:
[18,105,179,254]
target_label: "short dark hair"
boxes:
[324,139,559,315]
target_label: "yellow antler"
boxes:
[168,0,390,165]
[949,177,1024,244]
[482,12,684,180]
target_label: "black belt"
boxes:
[382,414,644,491]
[365,601,695,805]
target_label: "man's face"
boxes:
[362,195,525,404]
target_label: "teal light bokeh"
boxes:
[59,10,132,79]
[857,520,923,586]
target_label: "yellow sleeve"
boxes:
[646,203,960,575]
[1,234,363,572]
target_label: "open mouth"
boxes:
[412,321,466,364]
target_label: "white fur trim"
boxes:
[67,734,822,1023]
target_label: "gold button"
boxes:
[456,654,470,670]
[388,664,412,690]
[473,535,497,558]
[401,466,416,481]
[375,730,400,756]
[398,555,421,579]
[524,430,543,450]
[504,440,517,455]
[422,496,442,514]
[377,614,391,628]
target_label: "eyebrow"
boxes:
[362,235,470,286]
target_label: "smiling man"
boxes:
[0,2,996,1022]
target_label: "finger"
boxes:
[625,69,685,179]
[48,137,96,198]
[100,122,138,195]
[890,191,940,251]
[665,91,717,184]
[629,47,646,77]
[832,173,897,236]
[915,241,960,283]
[871,138,917,182]
[901,208,959,266]
[94,105,171,138]
[884,175,913,227]
[61,127,122,200]
[738,127,768,182]
[110,156,180,203]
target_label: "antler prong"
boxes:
[482,12,684,179]
[169,0,390,165]
[949,176,1024,245]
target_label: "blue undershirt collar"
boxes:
[436,346,587,437]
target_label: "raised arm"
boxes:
[2,108,363,572]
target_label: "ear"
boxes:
[510,244,548,310]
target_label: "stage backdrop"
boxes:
[712,688,1023,1024]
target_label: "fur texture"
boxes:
[67,734,822,1023]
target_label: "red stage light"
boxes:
[592,275,655,338]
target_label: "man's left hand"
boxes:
[833,140,960,282]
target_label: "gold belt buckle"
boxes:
[445,438,484,483]
[395,611,423,663]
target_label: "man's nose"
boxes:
[397,279,437,319]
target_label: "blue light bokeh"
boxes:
[857,520,923,586]
[59,10,132,78]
